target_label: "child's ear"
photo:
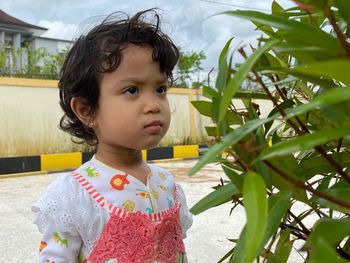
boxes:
[70,97,95,127]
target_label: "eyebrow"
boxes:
[119,77,168,85]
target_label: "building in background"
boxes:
[0,9,72,69]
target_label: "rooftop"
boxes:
[0,9,47,31]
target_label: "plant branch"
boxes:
[325,7,350,58]
[280,223,307,240]
[253,71,303,134]
[253,71,350,185]
[264,160,350,210]
[227,148,250,172]
[262,233,278,263]
[287,210,311,235]
[268,75,288,101]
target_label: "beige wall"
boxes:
[0,78,273,157]
[0,78,212,157]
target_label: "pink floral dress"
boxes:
[32,157,193,263]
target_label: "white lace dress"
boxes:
[32,158,193,263]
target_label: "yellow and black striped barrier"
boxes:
[0,145,208,178]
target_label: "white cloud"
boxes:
[38,20,78,40]
[0,0,297,72]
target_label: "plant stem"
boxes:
[253,71,303,134]
[325,7,350,58]
[268,75,288,101]
[264,160,350,210]
[227,148,250,171]
[287,210,311,235]
[280,223,307,240]
[262,233,278,263]
[337,138,343,152]
[254,71,350,184]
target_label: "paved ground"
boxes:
[0,159,304,262]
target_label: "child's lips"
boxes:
[144,121,162,133]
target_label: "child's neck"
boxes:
[95,146,143,169]
[94,146,150,185]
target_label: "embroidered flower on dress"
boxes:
[110,174,129,191]
[122,200,135,211]
[85,167,100,177]
[158,184,167,191]
[53,232,68,247]
[151,188,159,199]
[157,172,167,180]
[136,191,150,199]
[39,241,47,252]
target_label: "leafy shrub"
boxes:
[190,0,350,262]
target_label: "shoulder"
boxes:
[31,169,107,235]
[149,163,174,182]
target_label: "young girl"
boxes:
[32,9,193,263]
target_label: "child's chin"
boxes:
[140,141,163,150]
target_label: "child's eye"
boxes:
[124,87,139,95]
[157,85,168,94]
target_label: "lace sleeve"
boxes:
[176,183,193,239]
[32,174,81,235]
[31,173,108,254]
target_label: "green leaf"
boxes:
[216,37,234,93]
[290,60,350,85]
[223,10,342,52]
[321,101,350,128]
[311,186,350,212]
[297,152,350,180]
[264,99,294,135]
[218,247,235,263]
[189,117,275,176]
[191,101,213,118]
[335,0,350,26]
[273,43,339,61]
[343,237,350,255]
[254,160,272,188]
[192,100,242,125]
[203,85,219,99]
[190,182,239,215]
[307,218,350,248]
[240,172,268,263]
[235,91,269,100]
[283,87,350,120]
[271,230,293,263]
[305,218,350,263]
[272,0,284,14]
[230,227,247,263]
[309,238,347,263]
[218,40,279,123]
[222,165,244,190]
[266,67,337,89]
[205,126,218,137]
[258,126,350,161]
[263,191,291,244]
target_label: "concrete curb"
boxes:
[0,145,208,178]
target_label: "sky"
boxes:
[0,0,294,75]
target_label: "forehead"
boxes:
[121,44,157,67]
[100,44,167,85]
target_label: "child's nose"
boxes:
[143,97,161,114]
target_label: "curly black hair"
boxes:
[59,9,179,145]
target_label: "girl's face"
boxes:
[92,44,171,152]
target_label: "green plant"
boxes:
[175,49,207,88]
[190,0,350,262]
[0,42,67,79]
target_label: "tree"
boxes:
[190,0,350,262]
[175,49,206,88]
